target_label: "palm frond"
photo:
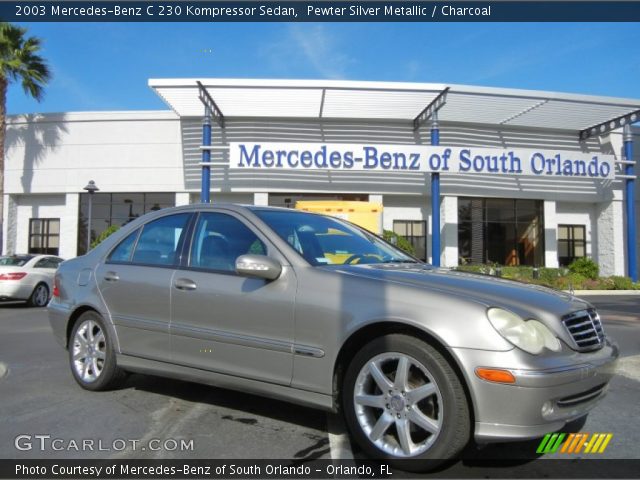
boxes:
[0,22,50,101]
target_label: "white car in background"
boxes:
[0,255,64,307]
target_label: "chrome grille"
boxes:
[562,309,605,351]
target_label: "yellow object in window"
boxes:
[295,201,383,234]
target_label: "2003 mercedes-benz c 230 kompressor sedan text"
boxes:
[49,204,618,470]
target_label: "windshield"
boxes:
[0,255,33,266]
[254,210,420,266]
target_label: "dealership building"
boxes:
[3,79,639,279]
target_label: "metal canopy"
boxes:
[413,87,449,130]
[197,81,225,128]
[149,78,640,133]
[580,108,640,140]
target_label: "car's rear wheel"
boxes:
[28,283,49,307]
[69,311,125,391]
[342,334,470,471]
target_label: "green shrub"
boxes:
[455,261,640,291]
[456,264,483,273]
[501,266,532,280]
[568,257,599,280]
[539,268,564,283]
[581,279,601,290]
[610,276,634,290]
[456,265,566,282]
[553,272,587,290]
[456,264,493,275]
[594,277,615,290]
[383,230,415,256]
[91,225,120,249]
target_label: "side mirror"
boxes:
[236,254,282,281]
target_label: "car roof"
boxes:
[126,203,326,223]
[149,203,328,216]
[186,203,297,212]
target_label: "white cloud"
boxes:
[405,60,422,80]
[262,25,354,79]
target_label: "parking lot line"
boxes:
[326,414,354,460]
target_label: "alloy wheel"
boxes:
[33,285,49,307]
[353,352,443,457]
[72,319,106,383]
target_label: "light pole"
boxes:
[83,180,99,253]
[124,199,134,222]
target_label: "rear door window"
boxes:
[107,230,140,263]
[131,214,191,267]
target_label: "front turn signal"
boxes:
[475,367,516,384]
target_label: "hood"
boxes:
[326,263,591,321]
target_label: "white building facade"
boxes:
[3,79,639,277]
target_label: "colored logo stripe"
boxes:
[560,433,588,453]
[585,433,613,453]
[537,433,613,454]
[537,433,566,453]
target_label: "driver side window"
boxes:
[190,213,266,273]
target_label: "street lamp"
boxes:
[83,180,99,253]
[124,199,134,220]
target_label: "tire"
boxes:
[68,311,125,391]
[342,334,471,472]
[27,283,50,308]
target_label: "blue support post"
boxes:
[201,108,212,203]
[624,125,637,282]
[431,114,440,267]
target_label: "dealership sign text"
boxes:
[230,143,614,179]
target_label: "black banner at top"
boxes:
[3,1,640,22]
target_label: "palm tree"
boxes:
[0,23,51,253]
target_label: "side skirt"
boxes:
[116,354,335,412]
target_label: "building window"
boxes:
[77,193,175,256]
[458,198,544,266]
[558,225,586,267]
[29,218,60,255]
[393,220,427,261]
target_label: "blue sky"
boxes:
[8,22,640,114]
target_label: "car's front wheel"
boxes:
[342,334,470,471]
[69,311,125,391]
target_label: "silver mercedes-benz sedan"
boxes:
[49,204,618,469]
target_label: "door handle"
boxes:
[174,278,197,291]
[104,271,119,282]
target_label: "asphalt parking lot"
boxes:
[1,295,639,475]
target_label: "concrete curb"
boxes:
[570,290,640,295]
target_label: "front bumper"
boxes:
[452,338,619,442]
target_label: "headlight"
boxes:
[487,308,561,355]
